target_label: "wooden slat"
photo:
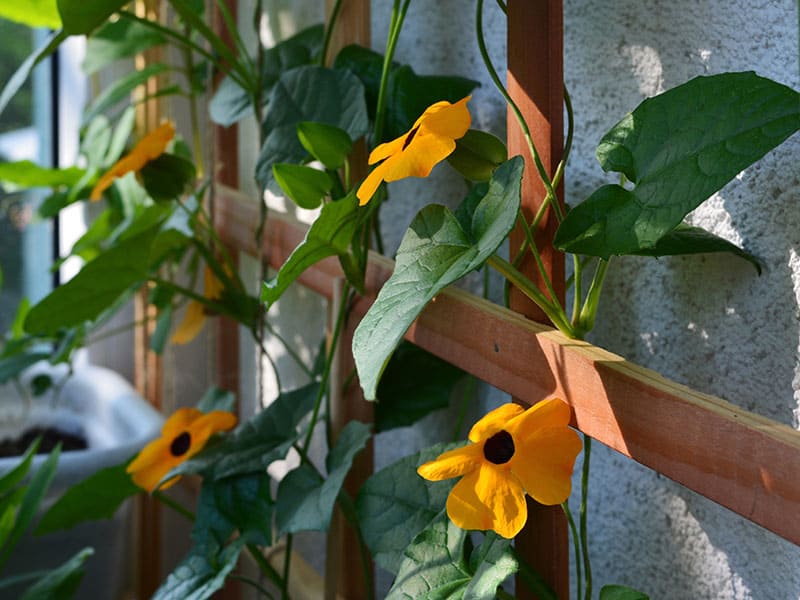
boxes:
[507,1,567,596]
[214,186,800,547]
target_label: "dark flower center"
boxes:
[483,430,515,464]
[170,432,192,457]
[402,125,421,150]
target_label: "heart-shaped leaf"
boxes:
[297,121,353,170]
[353,157,523,400]
[57,0,127,34]
[555,72,800,258]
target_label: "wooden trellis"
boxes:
[201,1,800,598]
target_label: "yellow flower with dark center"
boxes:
[418,399,581,539]
[127,407,237,493]
[89,121,175,201]
[171,266,225,345]
[356,96,471,205]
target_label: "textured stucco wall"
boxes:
[264,1,800,597]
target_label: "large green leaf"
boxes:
[555,72,800,258]
[275,420,371,535]
[36,462,139,535]
[167,383,318,482]
[0,1,60,29]
[56,0,127,35]
[24,228,158,335]
[297,121,353,170]
[353,157,523,400]
[356,443,458,574]
[19,548,94,600]
[272,163,333,210]
[255,65,368,187]
[139,153,197,202]
[194,474,273,548]
[0,30,67,121]
[0,161,84,190]
[261,193,361,307]
[152,540,243,600]
[375,341,466,432]
[631,222,763,273]
[0,439,39,496]
[385,514,518,600]
[83,17,166,74]
[209,24,324,127]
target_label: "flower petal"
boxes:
[468,403,524,443]
[367,135,407,165]
[416,96,471,140]
[446,469,494,533]
[161,407,203,439]
[381,133,456,181]
[171,301,207,345]
[506,398,572,441]
[126,438,179,493]
[357,160,392,205]
[511,427,582,505]
[186,410,238,455]
[417,443,482,481]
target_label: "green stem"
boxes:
[487,255,574,337]
[475,0,562,222]
[516,213,561,308]
[182,25,205,178]
[262,321,314,378]
[246,543,285,591]
[562,501,583,600]
[153,491,195,521]
[577,258,610,336]
[571,253,583,326]
[580,436,593,600]
[229,574,276,599]
[372,0,412,146]
[320,0,345,66]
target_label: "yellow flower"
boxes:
[356,96,471,205]
[171,266,225,345]
[127,407,237,493]
[418,399,581,539]
[89,121,175,201]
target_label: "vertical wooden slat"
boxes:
[507,1,568,599]
[323,2,372,598]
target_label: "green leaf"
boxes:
[261,193,360,307]
[0,487,27,551]
[105,106,137,166]
[272,163,333,209]
[0,352,50,384]
[139,153,197,202]
[152,539,244,600]
[0,0,61,29]
[0,438,39,496]
[356,443,459,574]
[464,533,518,600]
[24,228,158,336]
[80,116,112,168]
[255,65,368,188]
[149,305,173,354]
[0,447,60,570]
[297,121,353,170]
[376,341,466,432]
[56,0,127,35]
[631,222,763,274]
[447,129,508,182]
[83,63,170,124]
[275,420,371,535]
[0,30,67,122]
[0,161,84,191]
[83,17,166,74]
[555,72,800,258]
[196,387,236,414]
[19,548,94,600]
[194,474,273,548]
[353,157,523,400]
[168,383,318,482]
[599,584,650,600]
[36,462,139,535]
[209,24,324,127]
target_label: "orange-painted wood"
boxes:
[507,0,568,596]
[214,186,800,548]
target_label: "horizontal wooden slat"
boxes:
[215,186,800,546]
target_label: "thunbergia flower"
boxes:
[356,96,471,205]
[90,121,175,201]
[418,399,581,538]
[127,407,237,493]
[171,266,225,345]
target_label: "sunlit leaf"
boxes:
[297,121,353,170]
[0,1,60,31]
[272,163,333,209]
[0,161,84,191]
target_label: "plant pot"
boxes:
[0,358,163,599]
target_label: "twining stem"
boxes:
[154,491,195,521]
[320,0,345,66]
[580,436,593,600]
[571,254,583,326]
[246,544,285,590]
[576,258,610,336]
[516,213,561,309]
[562,501,583,600]
[372,0,412,146]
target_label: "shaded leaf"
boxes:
[83,63,170,124]
[261,193,360,307]
[599,584,650,600]
[276,420,370,535]
[36,462,139,535]
[20,548,94,600]
[0,352,50,384]
[353,157,523,400]
[152,539,243,600]
[376,341,466,432]
[447,129,508,182]
[194,474,273,548]
[140,153,197,202]
[83,17,166,74]
[555,72,800,258]
[255,65,368,187]
[0,438,39,496]
[356,443,458,574]
[272,163,333,210]
[56,0,127,34]
[197,387,236,414]
[464,533,518,600]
